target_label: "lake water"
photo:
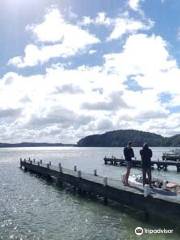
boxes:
[0,147,180,240]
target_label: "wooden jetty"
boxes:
[20,158,180,223]
[104,157,180,172]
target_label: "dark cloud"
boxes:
[20,96,31,103]
[27,106,93,130]
[81,91,129,111]
[0,108,22,119]
[54,84,84,94]
[97,119,113,130]
[4,76,14,85]
[137,111,168,120]
[92,88,104,94]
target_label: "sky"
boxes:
[0,0,180,143]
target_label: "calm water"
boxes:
[0,147,180,240]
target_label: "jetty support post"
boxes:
[163,162,168,171]
[74,165,77,172]
[77,170,82,178]
[23,159,27,171]
[40,160,42,165]
[103,177,108,205]
[177,163,180,173]
[20,158,22,168]
[157,162,161,171]
[77,170,82,194]
[57,163,63,187]
[94,169,97,176]
[59,163,62,173]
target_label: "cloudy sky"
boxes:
[1,0,180,143]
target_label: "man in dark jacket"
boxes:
[140,143,152,187]
[123,141,134,186]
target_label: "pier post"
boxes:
[28,157,31,162]
[157,163,161,171]
[74,165,77,172]
[49,161,51,166]
[47,163,50,169]
[59,163,62,173]
[163,163,167,171]
[20,158,22,168]
[40,160,42,165]
[103,177,108,186]
[77,171,82,194]
[77,170,82,178]
[94,169,97,176]
[103,177,108,205]
[33,159,36,163]
[37,162,40,166]
[177,164,180,173]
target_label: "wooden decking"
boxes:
[20,158,180,223]
[104,157,180,172]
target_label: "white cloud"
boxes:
[3,5,180,142]
[108,17,153,40]
[8,8,100,68]
[104,34,176,79]
[128,0,143,11]
[177,27,180,41]
[2,40,180,142]
[80,12,111,26]
[80,11,153,41]
[89,49,97,55]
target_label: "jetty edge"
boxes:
[20,158,180,224]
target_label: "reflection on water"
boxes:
[0,147,180,240]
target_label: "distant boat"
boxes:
[162,149,180,161]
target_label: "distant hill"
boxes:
[77,130,180,147]
[0,142,75,148]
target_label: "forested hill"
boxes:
[0,142,75,148]
[77,130,180,147]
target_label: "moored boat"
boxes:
[128,174,180,195]
[162,149,180,161]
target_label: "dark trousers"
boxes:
[142,167,151,186]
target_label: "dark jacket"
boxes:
[140,146,152,168]
[123,147,134,161]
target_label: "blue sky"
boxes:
[0,0,180,143]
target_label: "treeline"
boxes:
[0,142,75,148]
[77,130,180,147]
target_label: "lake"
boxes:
[0,147,180,240]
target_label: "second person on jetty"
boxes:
[140,143,153,187]
[123,141,134,186]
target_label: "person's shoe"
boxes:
[124,182,130,186]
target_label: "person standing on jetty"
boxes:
[140,143,152,187]
[123,141,134,186]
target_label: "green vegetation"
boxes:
[77,129,180,147]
